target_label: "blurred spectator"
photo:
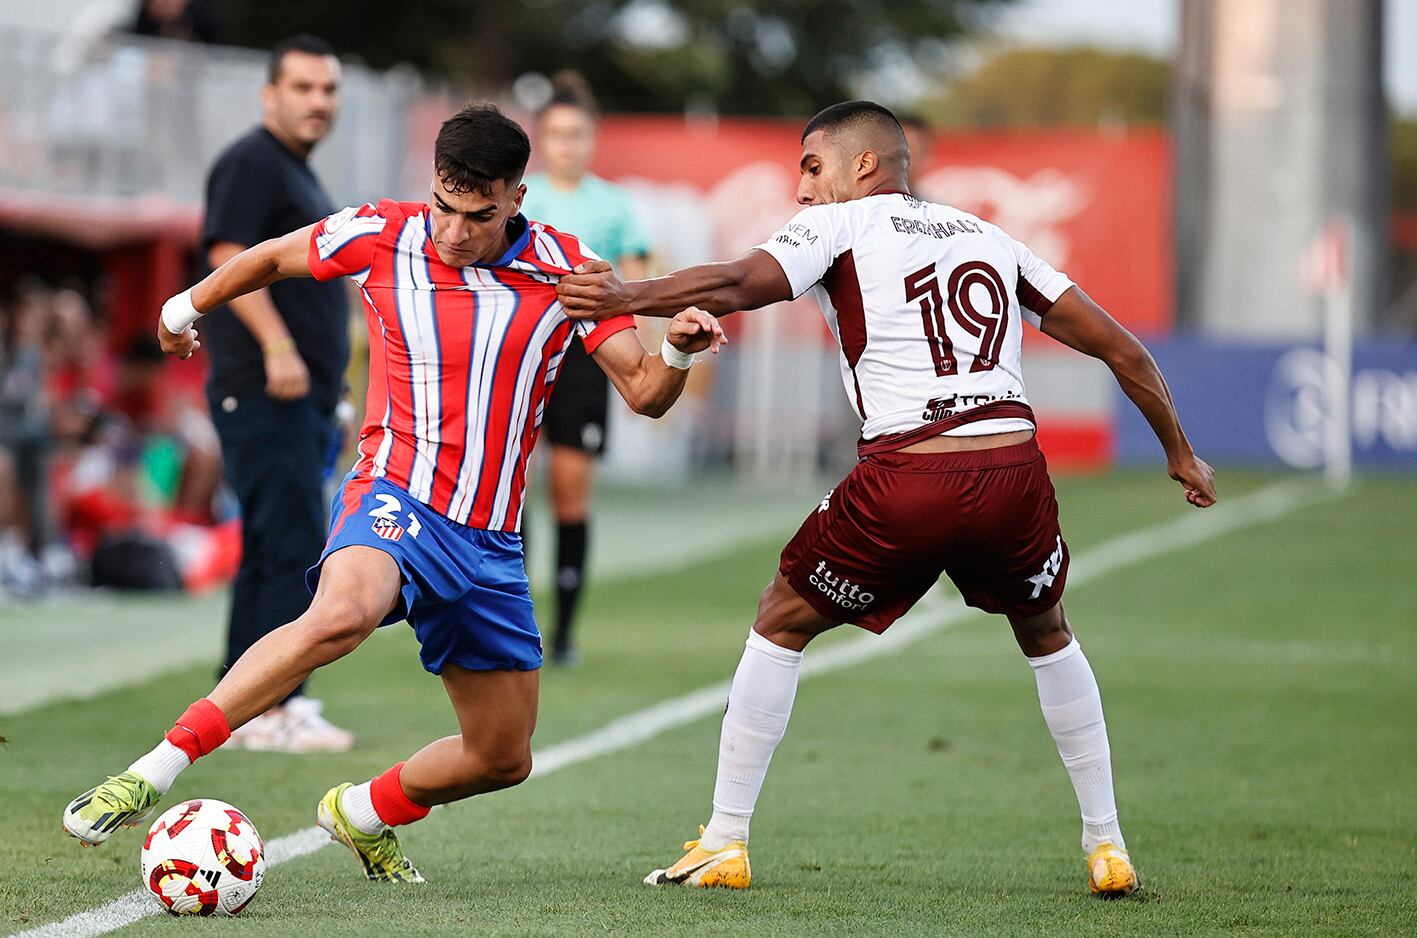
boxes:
[0,278,235,598]
[0,280,58,594]
[45,286,114,450]
[523,71,654,666]
[200,34,354,751]
[127,0,224,44]
[56,329,232,588]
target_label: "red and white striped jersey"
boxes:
[757,192,1074,453]
[308,199,634,531]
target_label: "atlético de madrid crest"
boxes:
[372,517,404,541]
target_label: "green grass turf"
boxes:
[2,472,1414,936]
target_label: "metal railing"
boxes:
[0,27,858,481]
[0,27,425,209]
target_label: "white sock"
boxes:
[128,740,192,795]
[700,629,803,851]
[1027,639,1125,854]
[341,780,387,835]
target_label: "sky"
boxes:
[992,0,1417,114]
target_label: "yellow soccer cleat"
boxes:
[643,826,751,889]
[62,771,161,847]
[316,783,425,884]
[1086,842,1139,897]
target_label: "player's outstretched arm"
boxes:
[157,223,318,360]
[589,309,727,418]
[557,251,793,321]
[1041,286,1217,508]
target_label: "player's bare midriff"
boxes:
[898,428,1035,454]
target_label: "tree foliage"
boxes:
[928,45,1170,128]
[215,0,1010,115]
[1393,116,1417,213]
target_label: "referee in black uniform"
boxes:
[201,35,353,752]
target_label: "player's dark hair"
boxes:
[802,100,906,143]
[435,103,532,196]
[267,34,336,85]
[536,70,599,121]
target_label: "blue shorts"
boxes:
[306,473,541,673]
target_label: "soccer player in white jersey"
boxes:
[558,101,1217,897]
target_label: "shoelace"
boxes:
[91,774,146,813]
[682,824,708,852]
[363,830,414,870]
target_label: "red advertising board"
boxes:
[587,116,1172,336]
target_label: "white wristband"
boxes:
[660,336,695,370]
[160,288,202,334]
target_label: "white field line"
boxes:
[1,491,813,717]
[13,479,1325,938]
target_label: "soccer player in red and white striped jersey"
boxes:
[62,104,724,883]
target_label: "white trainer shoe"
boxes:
[226,698,355,753]
[283,697,356,752]
[225,710,286,751]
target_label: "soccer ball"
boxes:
[140,799,265,916]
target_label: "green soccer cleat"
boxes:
[62,771,161,847]
[317,783,425,883]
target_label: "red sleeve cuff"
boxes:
[307,231,336,282]
[578,314,636,354]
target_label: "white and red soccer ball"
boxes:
[140,799,265,916]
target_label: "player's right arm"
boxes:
[207,240,310,399]
[557,203,851,319]
[1040,286,1217,508]
[158,224,316,360]
[557,250,792,319]
[159,203,384,361]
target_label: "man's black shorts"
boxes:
[544,342,609,456]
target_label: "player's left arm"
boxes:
[1040,287,1217,508]
[588,309,727,418]
[156,224,317,359]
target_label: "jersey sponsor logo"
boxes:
[321,205,359,235]
[808,560,875,612]
[772,222,819,249]
[890,216,984,239]
[922,392,1021,422]
[1026,535,1064,600]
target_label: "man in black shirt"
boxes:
[203,34,353,752]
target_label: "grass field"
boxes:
[2,471,1415,936]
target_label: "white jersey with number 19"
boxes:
[756,192,1075,454]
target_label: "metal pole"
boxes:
[1323,216,1354,490]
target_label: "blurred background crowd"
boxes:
[0,0,1413,602]
[0,276,230,597]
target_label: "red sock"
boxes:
[164,699,231,762]
[369,762,431,827]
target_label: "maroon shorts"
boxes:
[779,437,1068,633]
